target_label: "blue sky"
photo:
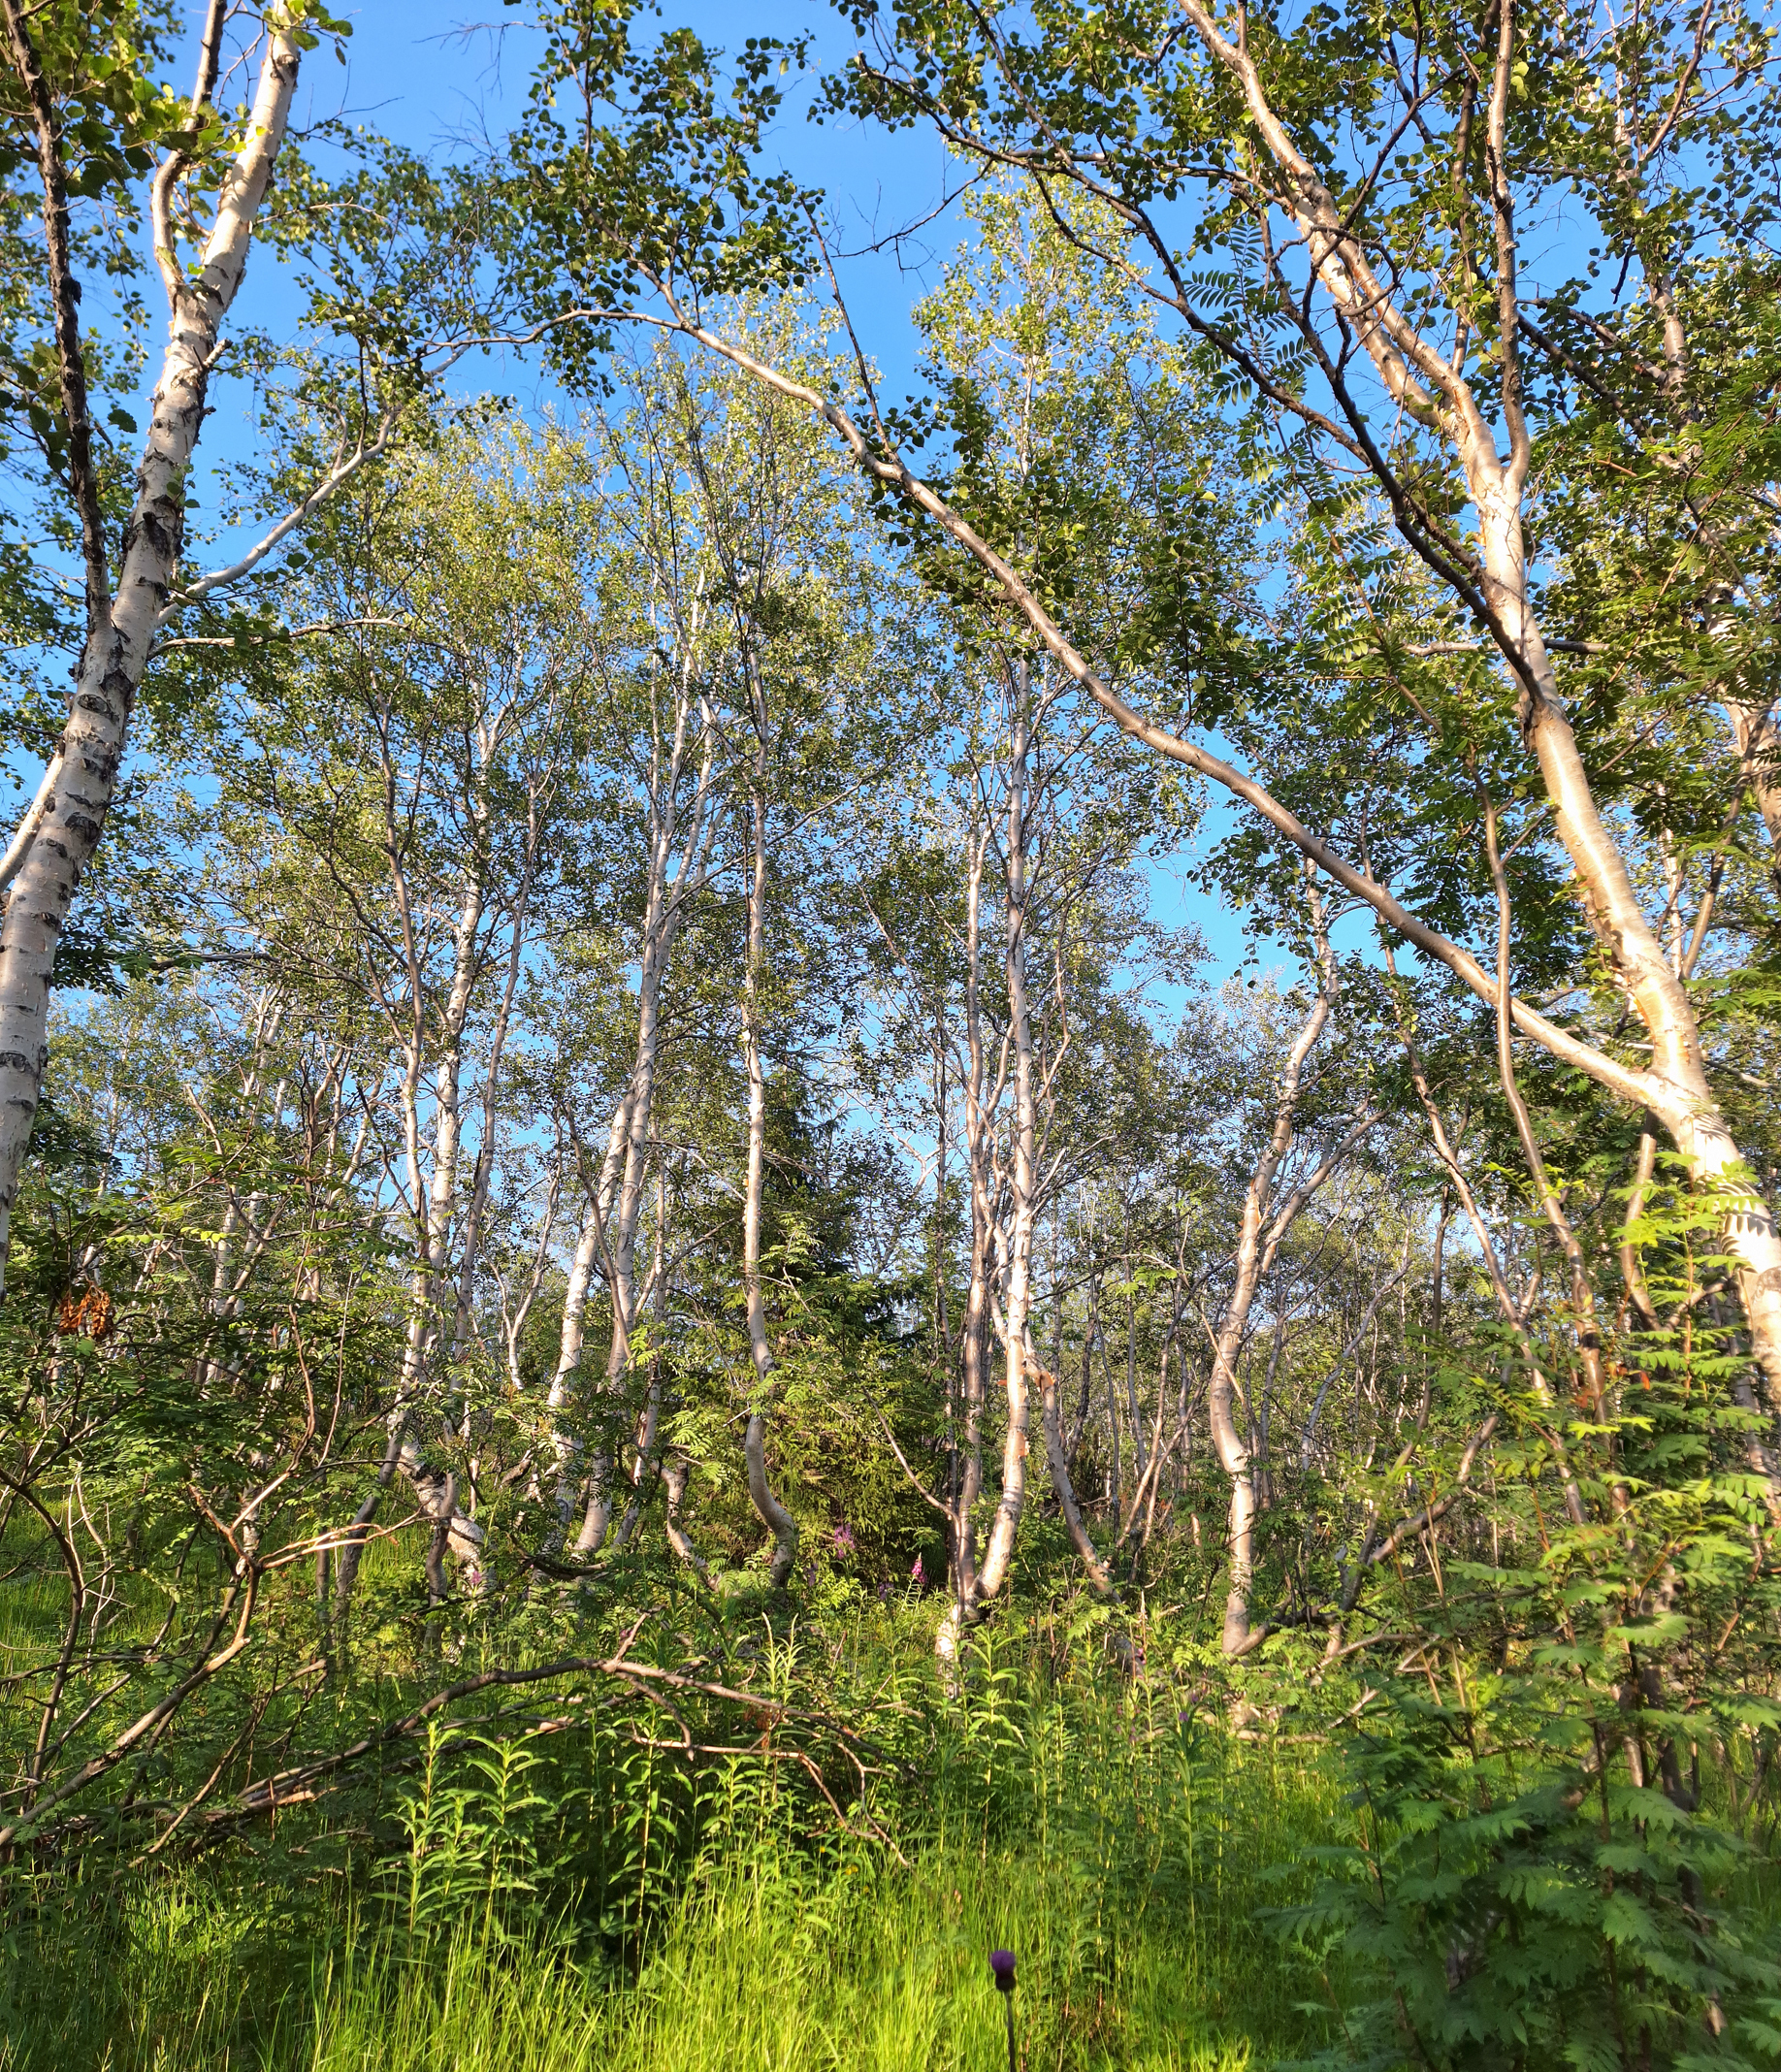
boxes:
[325,4,1307,990]
[169,1,1308,1000]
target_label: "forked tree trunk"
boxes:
[1209,884,1340,1655]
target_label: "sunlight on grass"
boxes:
[0,1630,1343,2072]
[2,1773,1319,2071]
[291,1848,1276,2072]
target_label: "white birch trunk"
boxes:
[1172,0,1781,1413]
[1209,891,1338,1655]
[612,1166,670,1550]
[739,697,797,1587]
[669,29,1781,1429]
[545,1096,631,1532]
[572,910,678,1554]
[937,824,993,1671]
[338,758,501,1606]
[560,658,713,1555]
[977,675,1037,1601]
[0,16,308,1281]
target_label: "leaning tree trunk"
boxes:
[577,964,664,1554]
[1167,0,1781,1415]
[568,951,672,1560]
[664,4,1781,1435]
[0,12,309,1284]
[1037,1347,1115,1596]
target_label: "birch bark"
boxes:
[738,651,798,1587]
[937,822,993,1667]
[335,845,491,1606]
[611,1165,670,1550]
[1208,889,1339,1654]
[674,306,1781,1432]
[976,672,1037,1603]
[1167,0,1781,1409]
[935,668,1063,1663]
[557,656,714,1554]
[0,11,311,1283]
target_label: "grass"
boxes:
[0,1826,1328,2072]
[0,1630,1347,2072]
[8,1571,1776,2071]
[288,1843,1284,2072]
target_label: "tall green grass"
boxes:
[0,1626,1347,2072]
[289,1840,1279,2072]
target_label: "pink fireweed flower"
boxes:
[910,1554,925,1586]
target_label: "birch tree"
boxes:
[0,4,380,1282]
[539,369,725,1558]
[825,0,1781,1411]
[209,423,604,1603]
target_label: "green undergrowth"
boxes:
[68,1840,1301,2072]
[0,1631,1345,2072]
[15,1595,1772,2070]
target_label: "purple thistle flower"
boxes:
[989,1939,1015,2072]
[990,1950,1018,2072]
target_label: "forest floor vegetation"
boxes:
[0,1603,1348,2072]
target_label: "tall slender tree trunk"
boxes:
[0,15,309,1284]
[546,1093,631,1537]
[556,665,712,1553]
[977,674,1036,1601]
[613,1165,670,1550]
[337,865,489,1606]
[1210,885,1339,1655]
[575,920,674,1556]
[739,660,796,1587]
[938,823,993,1671]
